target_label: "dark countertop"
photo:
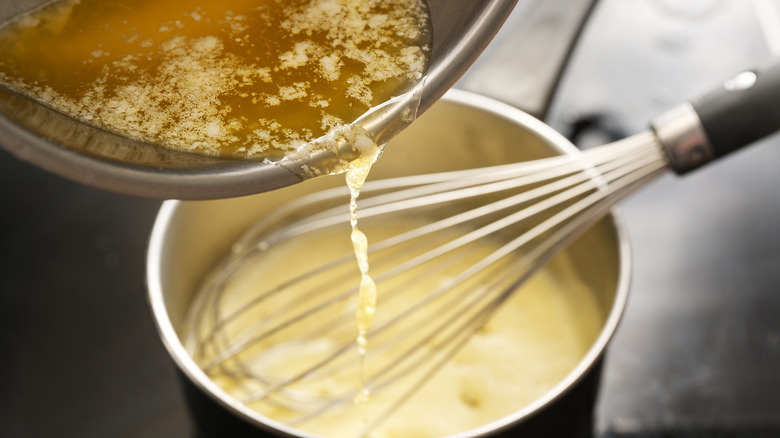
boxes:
[2,0,780,437]
[542,1,780,436]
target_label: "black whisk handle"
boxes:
[692,59,780,160]
[652,59,780,174]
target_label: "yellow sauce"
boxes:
[0,0,430,159]
[189,216,604,438]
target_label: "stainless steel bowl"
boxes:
[0,0,518,199]
[146,89,631,437]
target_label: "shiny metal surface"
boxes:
[458,0,599,118]
[0,0,518,199]
[147,90,630,437]
[651,103,712,174]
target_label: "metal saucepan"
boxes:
[146,89,630,437]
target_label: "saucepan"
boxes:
[146,88,630,437]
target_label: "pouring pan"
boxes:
[0,0,598,199]
[0,0,522,199]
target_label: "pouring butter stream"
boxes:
[345,136,381,414]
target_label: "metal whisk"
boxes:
[183,62,780,434]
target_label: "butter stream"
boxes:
[345,137,381,414]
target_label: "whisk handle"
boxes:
[693,60,780,160]
[653,60,780,174]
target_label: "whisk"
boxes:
[184,62,780,434]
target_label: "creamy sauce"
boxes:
[0,0,430,159]
[189,216,605,438]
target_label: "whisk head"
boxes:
[183,131,669,435]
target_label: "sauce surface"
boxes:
[0,0,430,159]
[188,216,604,438]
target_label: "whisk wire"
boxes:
[186,131,671,425]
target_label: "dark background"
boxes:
[2,0,780,436]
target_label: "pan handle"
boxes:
[457,0,599,119]
[692,60,780,159]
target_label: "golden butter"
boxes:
[0,0,430,159]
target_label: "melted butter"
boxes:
[0,0,430,160]
[345,135,380,413]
